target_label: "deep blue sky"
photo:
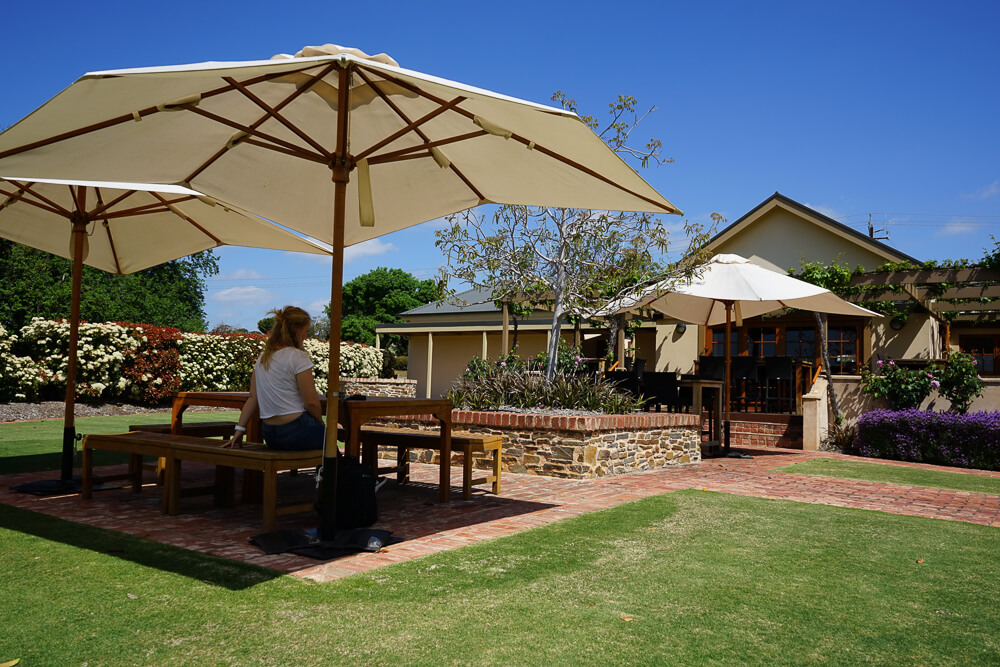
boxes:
[3,1,998,330]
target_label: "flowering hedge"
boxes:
[0,324,41,401]
[851,408,1000,471]
[0,319,383,404]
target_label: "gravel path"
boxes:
[0,401,227,423]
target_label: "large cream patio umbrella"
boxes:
[0,44,681,532]
[634,254,879,449]
[0,176,329,494]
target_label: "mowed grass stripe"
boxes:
[1,490,998,665]
[776,457,1000,496]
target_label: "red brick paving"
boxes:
[2,447,998,582]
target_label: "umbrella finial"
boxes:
[271,44,400,68]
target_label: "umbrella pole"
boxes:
[318,66,352,540]
[723,301,732,455]
[61,219,86,480]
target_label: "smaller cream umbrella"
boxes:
[0,176,329,494]
[631,254,881,451]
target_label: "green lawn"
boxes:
[776,457,1000,496]
[0,411,238,475]
[1,490,998,665]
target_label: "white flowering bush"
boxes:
[303,339,382,394]
[178,332,265,392]
[0,319,383,403]
[0,324,42,401]
[18,318,139,400]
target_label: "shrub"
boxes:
[0,323,41,401]
[121,323,183,405]
[860,359,936,410]
[18,318,138,401]
[851,409,1000,471]
[931,351,985,414]
[179,332,265,393]
[393,355,408,371]
[529,339,587,374]
[448,366,645,414]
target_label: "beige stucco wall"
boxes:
[713,204,894,272]
[408,330,573,398]
[870,313,941,363]
[653,322,700,373]
[835,375,1000,424]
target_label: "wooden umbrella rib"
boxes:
[223,76,333,160]
[183,62,340,184]
[88,188,141,219]
[183,106,326,162]
[239,137,330,164]
[354,68,486,201]
[0,63,336,161]
[0,184,70,217]
[92,188,124,275]
[150,192,222,244]
[101,219,124,275]
[353,95,466,163]
[367,130,488,162]
[361,65,679,214]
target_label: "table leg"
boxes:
[438,413,451,503]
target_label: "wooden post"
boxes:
[501,302,510,354]
[425,333,434,398]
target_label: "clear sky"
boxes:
[2,0,998,331]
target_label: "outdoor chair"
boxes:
[761,356,795,413]
[698,355,725,381]
[729,356,760,412]
[605,370,639,397]
[641,371,681,412]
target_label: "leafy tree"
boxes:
[324,267,441,351]
[0,240,218,332]
[257,316,275,334]
[436,92,713,378]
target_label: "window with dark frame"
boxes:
[786,326,816,362]
[827,326,858,374]
[748,327,778,358]
[959,335,997,375]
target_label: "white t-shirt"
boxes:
[254,347,315,419]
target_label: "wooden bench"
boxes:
[356,426,502,500]
[128,421,238,437]
[82,431,321,532]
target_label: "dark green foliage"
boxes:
[392,355,408,371]
[932,351,985,414]
[0,240,218,332]
[860,359,935,410]
[256,316,275,334]
[448,364,645,413]
[326,267,441,350]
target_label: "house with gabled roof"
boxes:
[378,193,951,409]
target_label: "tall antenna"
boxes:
[868,213,890,241]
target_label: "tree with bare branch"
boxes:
[436,93,713,378]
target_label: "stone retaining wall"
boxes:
[373,410,702,479]
[340,377,416,398]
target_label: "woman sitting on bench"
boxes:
[225,306,324,451]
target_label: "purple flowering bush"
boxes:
[851,409,1000,471]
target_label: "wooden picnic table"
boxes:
[169,392,454,501]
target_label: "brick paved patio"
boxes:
[2,447,998,582]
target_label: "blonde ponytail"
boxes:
[259,306,311,370]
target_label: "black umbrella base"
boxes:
[12,475,121,496]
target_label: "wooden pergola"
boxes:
[844,267,1000,362]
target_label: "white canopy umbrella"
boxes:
[632,254,880,449]
[0,44,681,530]
[0,176,329,493]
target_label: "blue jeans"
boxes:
[262,413,325,451]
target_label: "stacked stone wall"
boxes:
[373,410,702,479]
[340,377,416,398]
